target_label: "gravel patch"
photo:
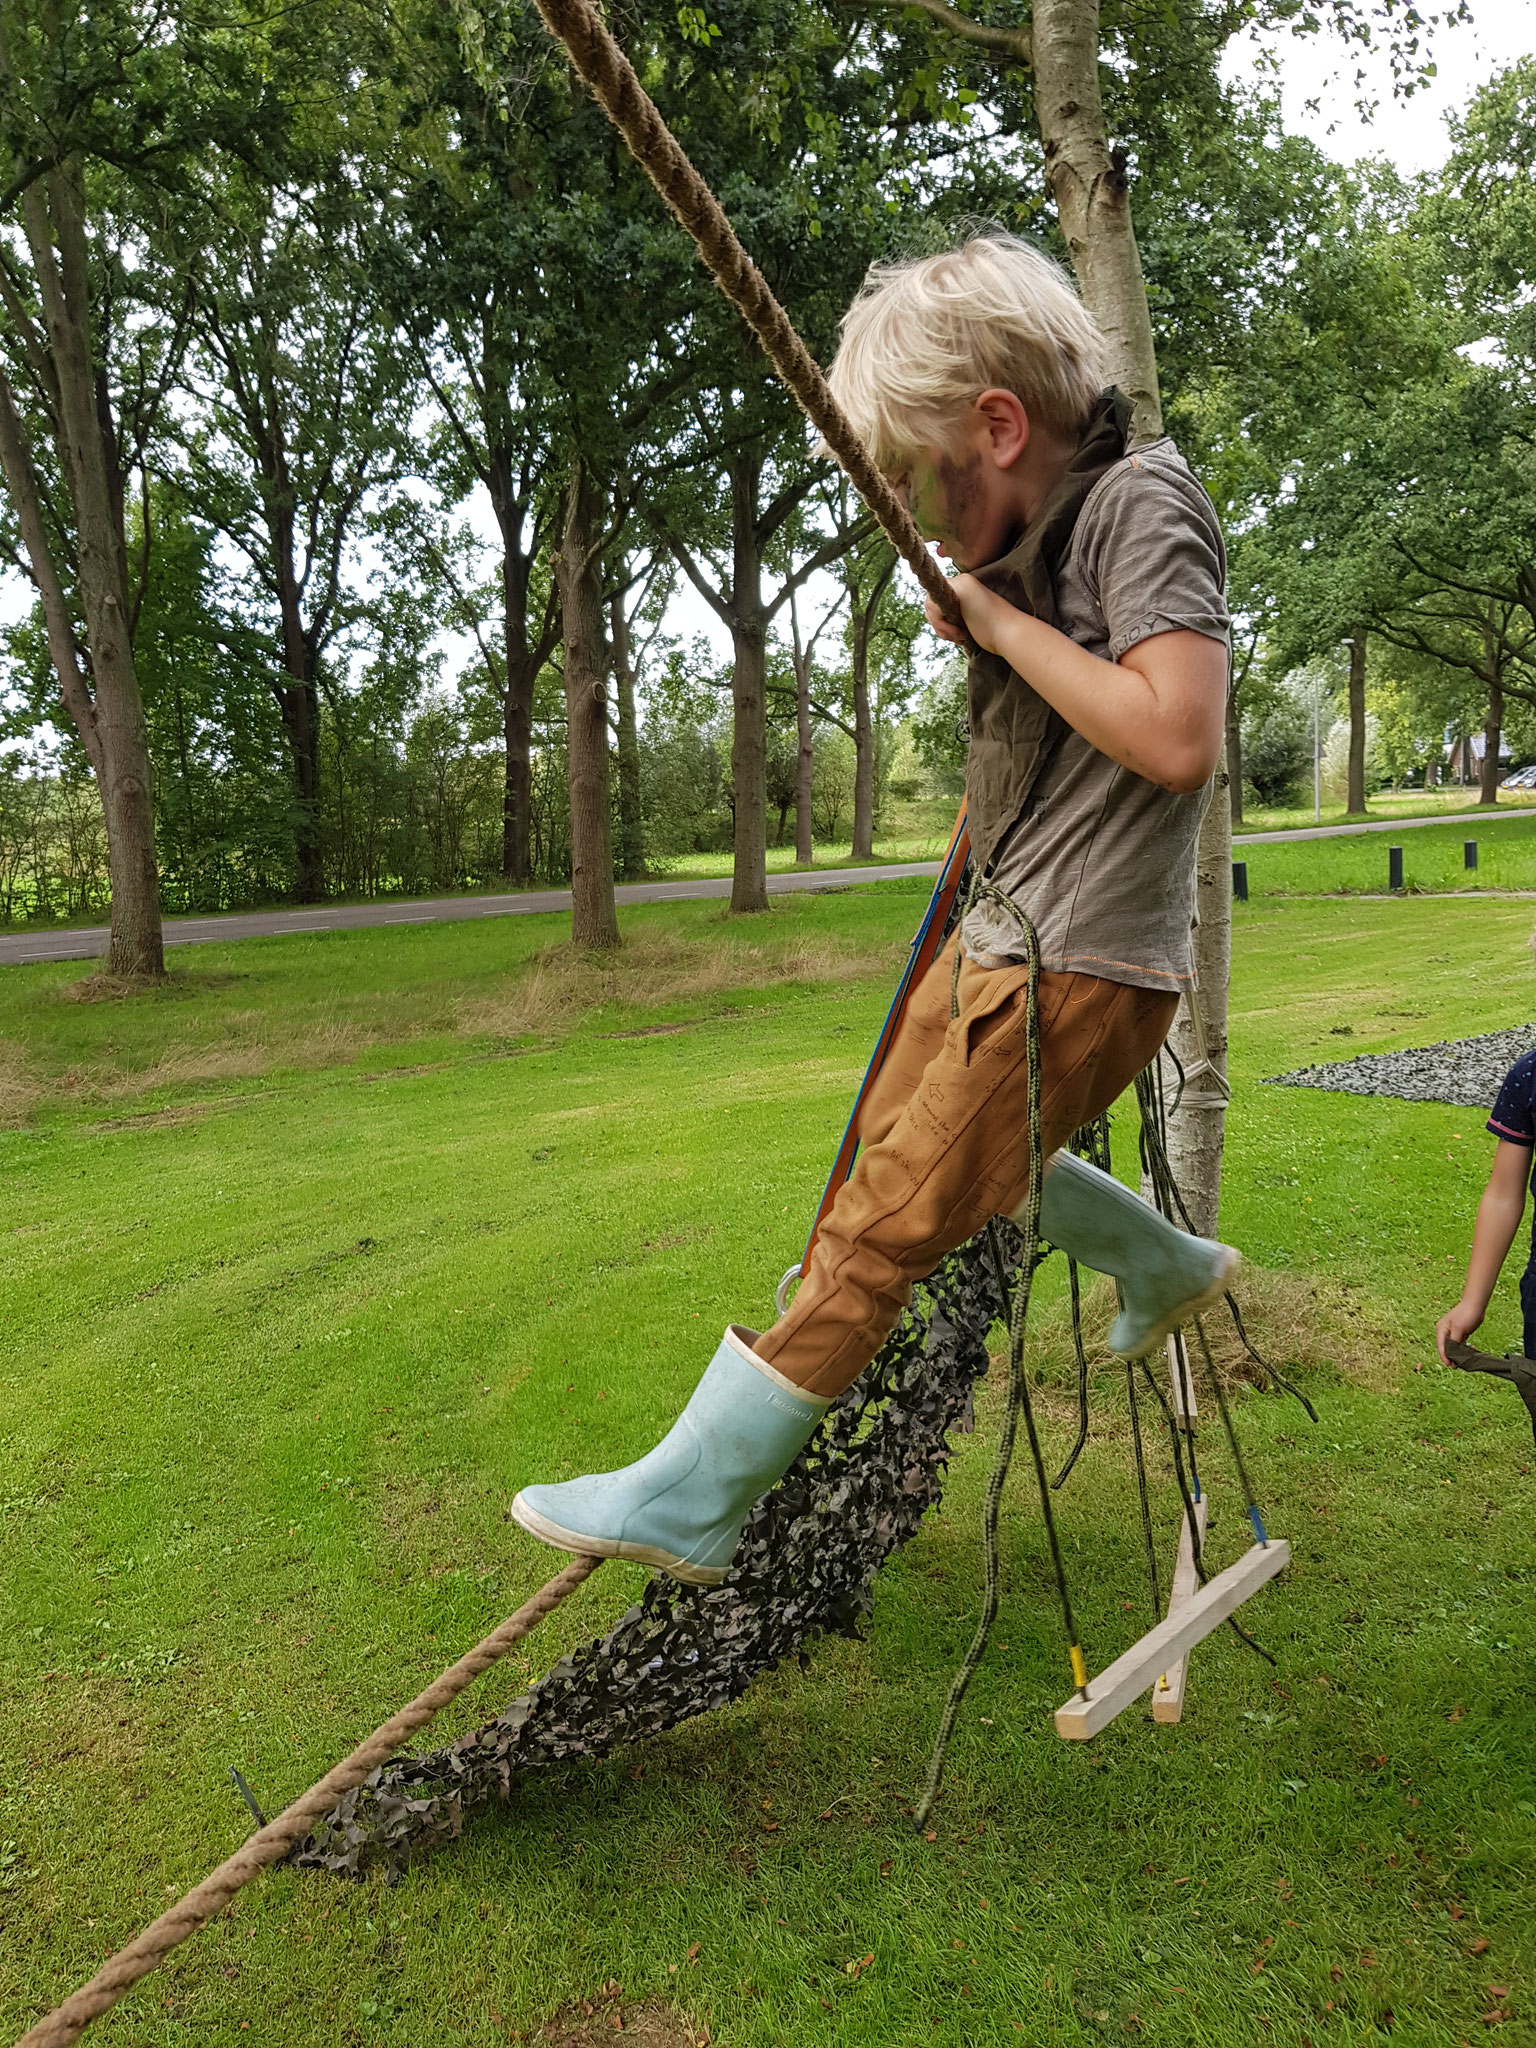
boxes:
[1267,1024,1536,1107]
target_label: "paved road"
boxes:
[0,861,943,966]
[1,807,1525,967]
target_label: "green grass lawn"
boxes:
[2,889,1533,2046]
[1238,808,1536,898]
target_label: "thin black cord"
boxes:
[1194,1315,1270,1546]
[1126,1362,1161,1622]
[1052,1257,1091,1489]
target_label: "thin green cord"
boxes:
[912,879,1083,1834]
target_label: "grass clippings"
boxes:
[533,1986,700,2045]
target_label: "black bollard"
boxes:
[1232,860,1249,902]
[1389,844,1403,891]
[1465,840,1478,871]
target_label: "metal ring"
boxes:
[775,1263,802,1318]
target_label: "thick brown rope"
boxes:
[15,1555,604,2048]
[529,0,965,633]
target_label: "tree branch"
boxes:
[835,0,1030,62]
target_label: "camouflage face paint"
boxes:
[906,460,949,542]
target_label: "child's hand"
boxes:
[923,573,1012,650]
[1436,1299,1484,1365]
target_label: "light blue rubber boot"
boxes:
[511,1327,829,1586]
[1029,1150,1240,1358]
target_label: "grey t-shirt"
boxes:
[961,437,1229,992]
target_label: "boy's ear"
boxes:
[973,389,1030,471]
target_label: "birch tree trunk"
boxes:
[1034,0,1235,1230]
[1346,630,1367,815]
[22,164,163,977]
[1032,0,1162,443]
[1162,750,1232,1237]
[557,458,619,948]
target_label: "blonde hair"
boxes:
[825,234,1106,465]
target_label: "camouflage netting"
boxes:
[291,1222,1019,1881]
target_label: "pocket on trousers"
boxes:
[956,973,1031,1065]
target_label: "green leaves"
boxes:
[675,6,723,48]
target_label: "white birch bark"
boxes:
[1032,0,1163,445]
[1162,750,1232,1237]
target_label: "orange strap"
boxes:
[796,803,971,1278]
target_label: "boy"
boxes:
[513,234,1240,1584]
[1437,1042,1536,1363]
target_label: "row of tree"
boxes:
[0,666,906,924]
[1,0,1505,1239]
[1222,57,1536,821]
[3,0,1477,973]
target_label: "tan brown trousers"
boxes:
[755,938,1177,1399]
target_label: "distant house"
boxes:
[1440,729,1512,785]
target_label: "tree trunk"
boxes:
[1032,0,1237,1235]
[1032,0,1163,443]
[0,369,103,781]
[557,458,619,949]
[851,610,875,860]
[490,454,535,884]
[846,549,895,861]
[272,524,324,903]
[729,451,769,914]
[504,642,534,884]
[1225,686,1244,827]
[1161,748,1232,1237]
[795,648,814,865]
[1347,630,1367,814]
[1481,676,1503,808]
[611,591,644,879]
[25,165,162,976]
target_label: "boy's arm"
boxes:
[1436,1138,1532,1363]
[927,578,1226,793]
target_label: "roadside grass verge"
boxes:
[1238,809,1536,897]
[0,888,916,1125]
[1,888,1533,2045]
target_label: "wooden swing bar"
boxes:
[1054,1537,1291,1741]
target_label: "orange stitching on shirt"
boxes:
[1059,951,1194,981]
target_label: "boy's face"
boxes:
[894,446,1017,571]
[887,397,1036,571]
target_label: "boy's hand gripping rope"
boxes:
[14,1556,603,2048]
[526,0,966,639]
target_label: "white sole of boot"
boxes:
[510,1491,728,1586]
[1110,1245,1243,1360]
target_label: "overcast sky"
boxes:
[1222,2,1534,174]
